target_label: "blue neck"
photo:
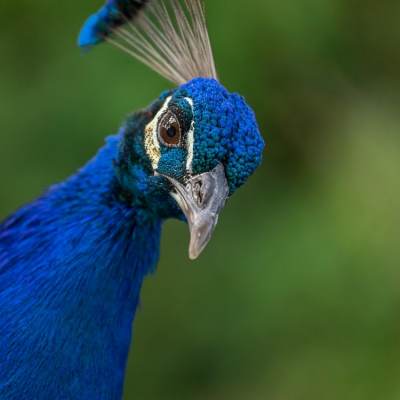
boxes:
[0,136,161,399]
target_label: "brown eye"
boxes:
[158,112,181,147]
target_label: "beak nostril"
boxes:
[193,181,204,206]
[197,192,204,206]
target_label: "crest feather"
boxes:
[79,0,217,85]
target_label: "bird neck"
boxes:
[0,135,162,399]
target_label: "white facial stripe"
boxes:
[144,96,172,170]
[185,97,195,173]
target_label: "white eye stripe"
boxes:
[184,97,195,173]
[144,96,172,170]
[153,96,172,153]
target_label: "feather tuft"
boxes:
[79,0,217,85]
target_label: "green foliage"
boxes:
[1,0,399,398]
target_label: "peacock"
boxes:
[0,0,265,398]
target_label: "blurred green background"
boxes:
[1,0,400,399]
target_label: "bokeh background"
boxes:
[1,0,400,399]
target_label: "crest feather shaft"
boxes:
[79,0,217,85]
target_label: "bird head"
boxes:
[144,78,263,258]
[79,0,265,259]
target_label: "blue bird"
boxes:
[0,0,265,399]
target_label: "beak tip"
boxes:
[188,241,203,261]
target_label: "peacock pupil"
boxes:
[167,126,176,138]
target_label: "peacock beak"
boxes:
[161,163,229,260]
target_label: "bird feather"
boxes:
[79,0,217,84]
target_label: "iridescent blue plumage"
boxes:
[177,78,264,192]
[0,77,264,398]
[1,1,265,398]
[79,0,149,47]
[0,109,165,399]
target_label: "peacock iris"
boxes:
[0,1,265,399]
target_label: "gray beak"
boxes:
[162,163,229,260]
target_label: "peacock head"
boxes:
[79,0,265,259]
[139,77,264,258]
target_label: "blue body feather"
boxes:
[0,133,161,399]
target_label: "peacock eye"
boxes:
[158,112,181,147]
